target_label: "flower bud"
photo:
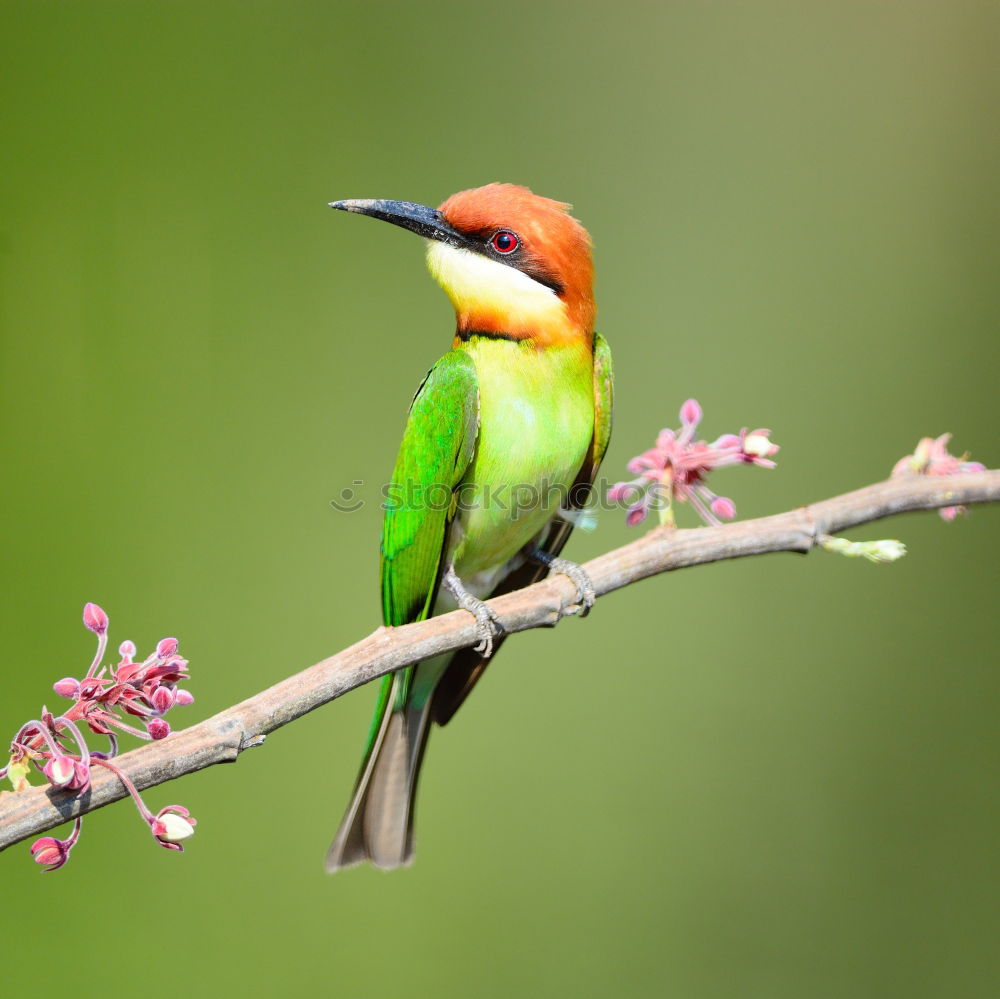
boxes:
[30,837,69,871]
[146,718,171,740]
[43,756,77,787]
[53,678,80,699]
[710,496,737,520]
[174,689,195,706]
[156,813,195,842]
[83,602,108,634]
[118,640,136,659]
[743,433,778,458]
[679,398,702,427]
[626,505,648,527]
[156,637,179,658]
[151,806,197,847]
[151,685,176,715]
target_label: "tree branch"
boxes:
[2,470,998,852]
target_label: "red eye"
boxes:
[491,231,519,254]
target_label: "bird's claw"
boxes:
[529,550,596,618]
[469,603,503,657]
[442,565,504,658]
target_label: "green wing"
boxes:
[525,331,614,559]
[328,350,480,870]
[570,331,614,517]
[591,332,614,472]
[380,349,480,628]
[430,332,613,725]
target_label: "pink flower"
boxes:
[608,399,779,527]
[4,605,197,871]
[892,434,985,521]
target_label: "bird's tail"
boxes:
[325,659,444,872]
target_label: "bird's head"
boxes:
[330,184,595,348]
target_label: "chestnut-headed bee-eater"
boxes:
[326,184,613,871]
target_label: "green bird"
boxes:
[326,183,613,871]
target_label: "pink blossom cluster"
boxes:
[891,433,985,521]
[1,603,196,871]
[608,399,779,527]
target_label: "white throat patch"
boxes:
[425,241,565,330]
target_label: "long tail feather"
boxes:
[326,661,443,872]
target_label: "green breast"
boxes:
[449,336,594,578]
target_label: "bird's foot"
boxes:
[529,549,596,618]
[442,565,504,657]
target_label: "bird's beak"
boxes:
[329,199,469,249]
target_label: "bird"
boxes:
[325,183,613,871]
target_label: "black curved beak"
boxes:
[329,199,470,250]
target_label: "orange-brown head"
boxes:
[330,184,595,348]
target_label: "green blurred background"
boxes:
[2,2,997,996]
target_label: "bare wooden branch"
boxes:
[1,470,997,853]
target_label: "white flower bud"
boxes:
[157,813,195,842]
[743,434,777,458]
